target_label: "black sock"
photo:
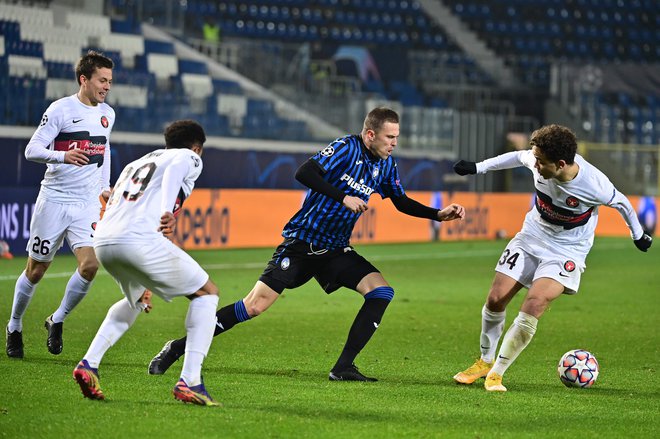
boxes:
[332,297,390,371]
[170,301,247,357]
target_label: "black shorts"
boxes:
[258,237,379,294]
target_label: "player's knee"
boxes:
[485,294,503,311]
[199,279,219,296]
[78,261,99,280]
[521,297,548,318]
[25,262,47,283]
[244,300,266,317]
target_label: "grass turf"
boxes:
[0,237,658,438]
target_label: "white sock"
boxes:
[83,298,141,368]
[491,312,538,376]
[8,271,37,332]
[480,305,506,363]
[52,270,92,323]
[180,295,219,386]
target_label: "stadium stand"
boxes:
[0,0,658,152]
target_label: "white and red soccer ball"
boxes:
[558,349,599,388]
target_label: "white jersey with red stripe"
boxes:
[476,150,644,262]
[94,148,203,245]
[25,94,114,204]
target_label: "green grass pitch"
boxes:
[0,237,658,438]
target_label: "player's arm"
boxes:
[390,194,465,222]
[454,150,531,175]
[607,189,652,252]
[158,157,190,234]
[295,159,367,213]
[25,109,89,166]
[100,141,112,198]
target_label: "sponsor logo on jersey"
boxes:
[340,174,375,195]
[280,257,290,270]
[535,190,593,229]
[320,146,334,157]
[73,118,83,123]
[564,260,576,272]
[100,115,109,128]
[566,196,579,208]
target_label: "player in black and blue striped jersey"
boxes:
[148,107,466,381]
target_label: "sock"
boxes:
[52,270,92,323]
[83,298,141,368]
[180,294,219,387]
[480,305,506,363]
[170,299,249,357]
[332,286,394,372]
[8,271,37,332]
[490,311,538,377]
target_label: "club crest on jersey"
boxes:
[563,260,576,272]
[100,116,109,128]
[566,196,579,208]
[372,167,379,179]
[280,257,290,270]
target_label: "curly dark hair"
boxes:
[529,124,577,164]
[164,120,206,149]
[363,107,399,133]
[75,50,114,85]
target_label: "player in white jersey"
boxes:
[6,51,115,359]
[451,124,652,392]
[73,120,221,407]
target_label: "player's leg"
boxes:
[173,279,220,406]
[485,277,565,392]
[73,244,145,400]
[6,198,65,358]
[74,297,142,400]
[6,257,50,358]
[330,272,392,382]
[454,272,523,384]
[149,238,309,375]
[321,249,390,381]
[149,279,281,375]
[47,203,101,354]
[46,247,98,355]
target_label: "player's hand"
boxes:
[438,203,466,221]
[634,233,652,252]
[64,149,90,167]
[138,289,153,313]
[158,211,176,235]
[453,160,477,176]
[343,196,368,214]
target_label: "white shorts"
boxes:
[26,197,101,262]
[94,239,209,308]
[494,234,585,294]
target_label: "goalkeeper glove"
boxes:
[453,160,477,176]
[634,233,652,252]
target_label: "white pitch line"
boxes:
[0,243,628,282]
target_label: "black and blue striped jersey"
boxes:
[282,134,405,249]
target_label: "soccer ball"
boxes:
[558,349,599,388]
